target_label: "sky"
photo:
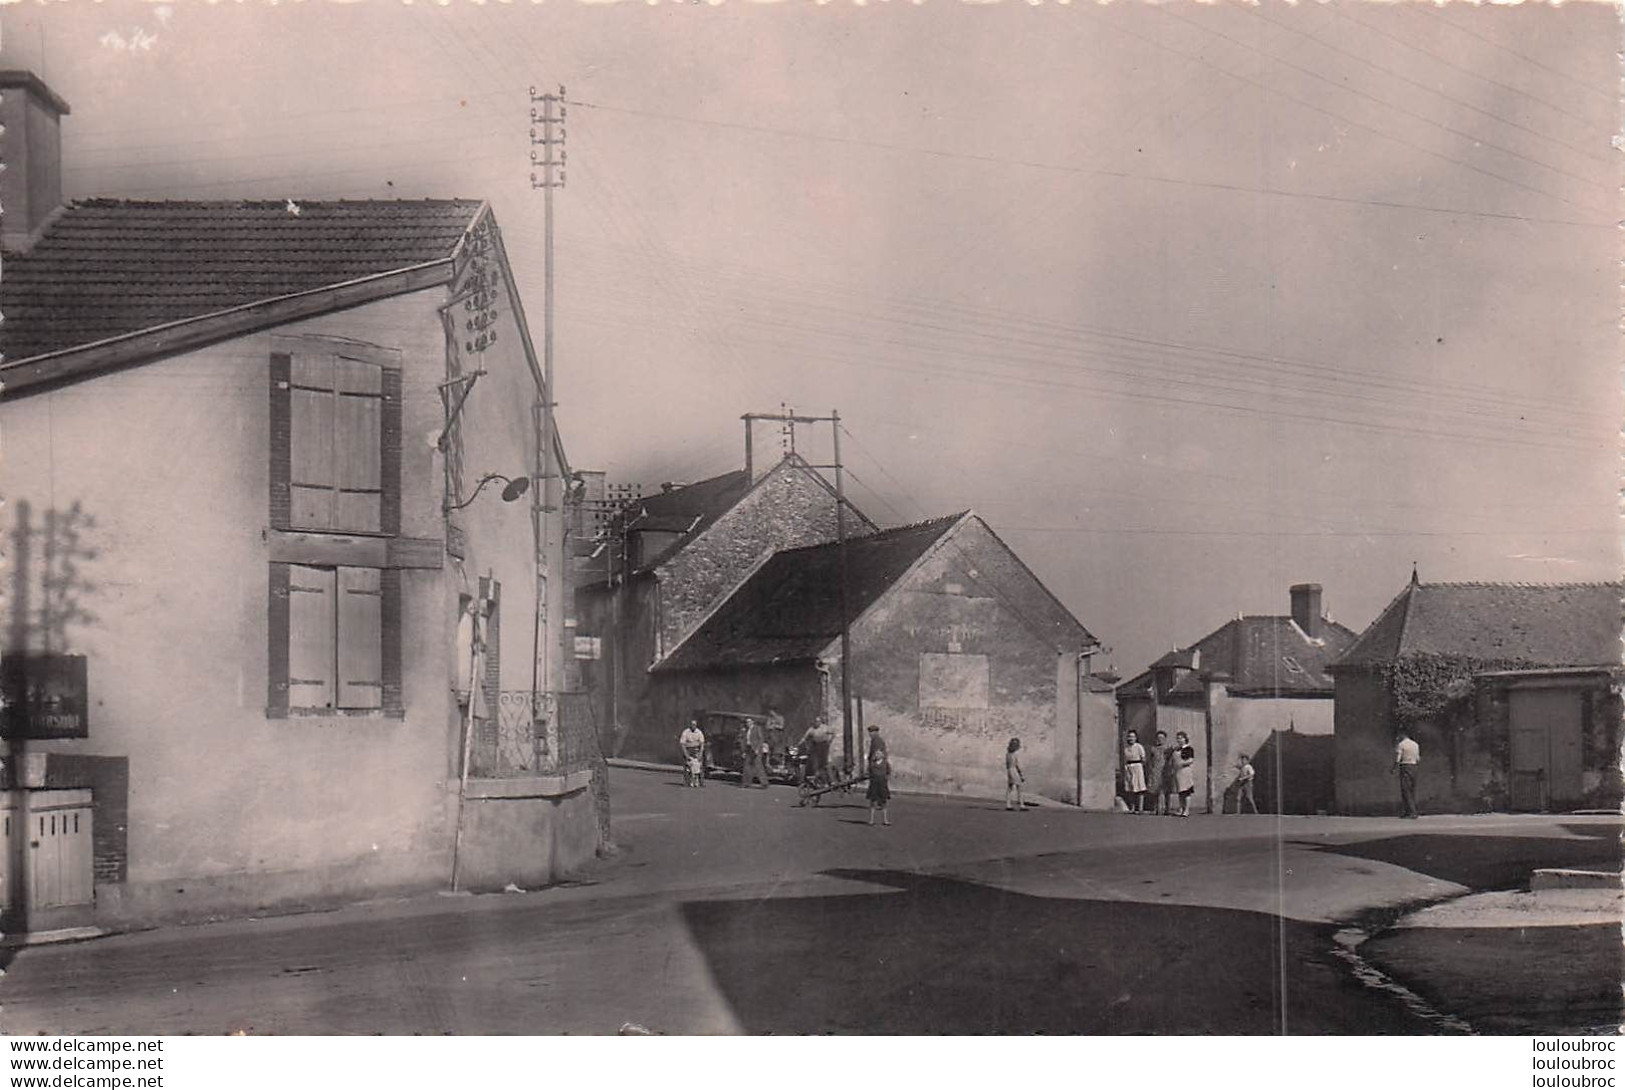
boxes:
[3,0,1619,673]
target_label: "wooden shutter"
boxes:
[287,564,336,710]
[337,566,384,710]
[269,354,293,531]
[267,562,292,717]
[290,355,337,529]
[334,358,383,533]
[289,354,385,533]
[380,569,404,716]
[380,367,403,536]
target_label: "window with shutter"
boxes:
[280,563,387,714]
[268,341,403,719]
[337,567,384,710]
[288,355,384,534]
[288,565,337,710]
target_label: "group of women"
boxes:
[1120,728,1196,816]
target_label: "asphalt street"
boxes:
[1,767,1617,1034]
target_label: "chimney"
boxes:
[1290,583,1323,638]
[0,71,71,253]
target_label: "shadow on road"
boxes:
[678,868,1435,1035]
[1304,834,1623,890]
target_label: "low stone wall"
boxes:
[454,772,601,892]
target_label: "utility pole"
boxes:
[530,86,566,725]
[740,409,854,772]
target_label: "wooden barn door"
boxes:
[1509,688,1583,812]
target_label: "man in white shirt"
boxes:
[1392,729,1421,818]
[678,720,706,788]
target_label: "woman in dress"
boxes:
[1005,737,1026,811]
[1121,729,1148,813]
[1173,731,1197,817]
[866,725,892,826]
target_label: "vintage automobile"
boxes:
[695,710,800,784]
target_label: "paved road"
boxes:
[2,768,1617,1034]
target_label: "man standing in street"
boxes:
[1393,728,1421,818]
[741,716,770,788]
[678,718,707,788]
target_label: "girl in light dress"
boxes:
[1005,737,1026,811]
[1121,729,1148,813]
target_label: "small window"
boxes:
[1281,655,1306,675]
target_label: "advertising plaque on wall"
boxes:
[1,654,90,739]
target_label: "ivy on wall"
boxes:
[1383,653,1535,723]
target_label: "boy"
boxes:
[1235,754,1257,814]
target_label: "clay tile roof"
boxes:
[0,198,485,362]
[1121,614,1361,699]
[1335,581,1624,669]
[656,514,964,671]
[625,470,751,543]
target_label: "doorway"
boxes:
[1508,688,1583,812]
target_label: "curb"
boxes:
[1531,868,1622,892]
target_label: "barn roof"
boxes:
[1334,581,1623,669]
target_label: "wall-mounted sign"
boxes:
[573,636,601,661]
[919,652,989,710]
[1,654,89,739]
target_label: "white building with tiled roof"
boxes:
[0,70,604,932]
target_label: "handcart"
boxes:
[796,763,865,807]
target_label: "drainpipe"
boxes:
[1075,653,1085,807]
[1202,678,1215,814]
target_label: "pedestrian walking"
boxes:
[741,716,770,788]
[1173,731,1197,817]
[1121,729,1148,813]
[866,725,891,826]
[1393,728,1420,818]
[1234,754,1257,814]
[1005,737,1026,811]
[1145,730,1171,815]
[678,718,706,788]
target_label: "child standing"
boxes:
[1005,738,1026,811]
[1235,754,1257,814]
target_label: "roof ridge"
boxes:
[770,511,962,557]
[1416,580,1624,589]
[71,197,485,208]
[635,467,748,500]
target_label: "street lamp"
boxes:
[447,473,530,512]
